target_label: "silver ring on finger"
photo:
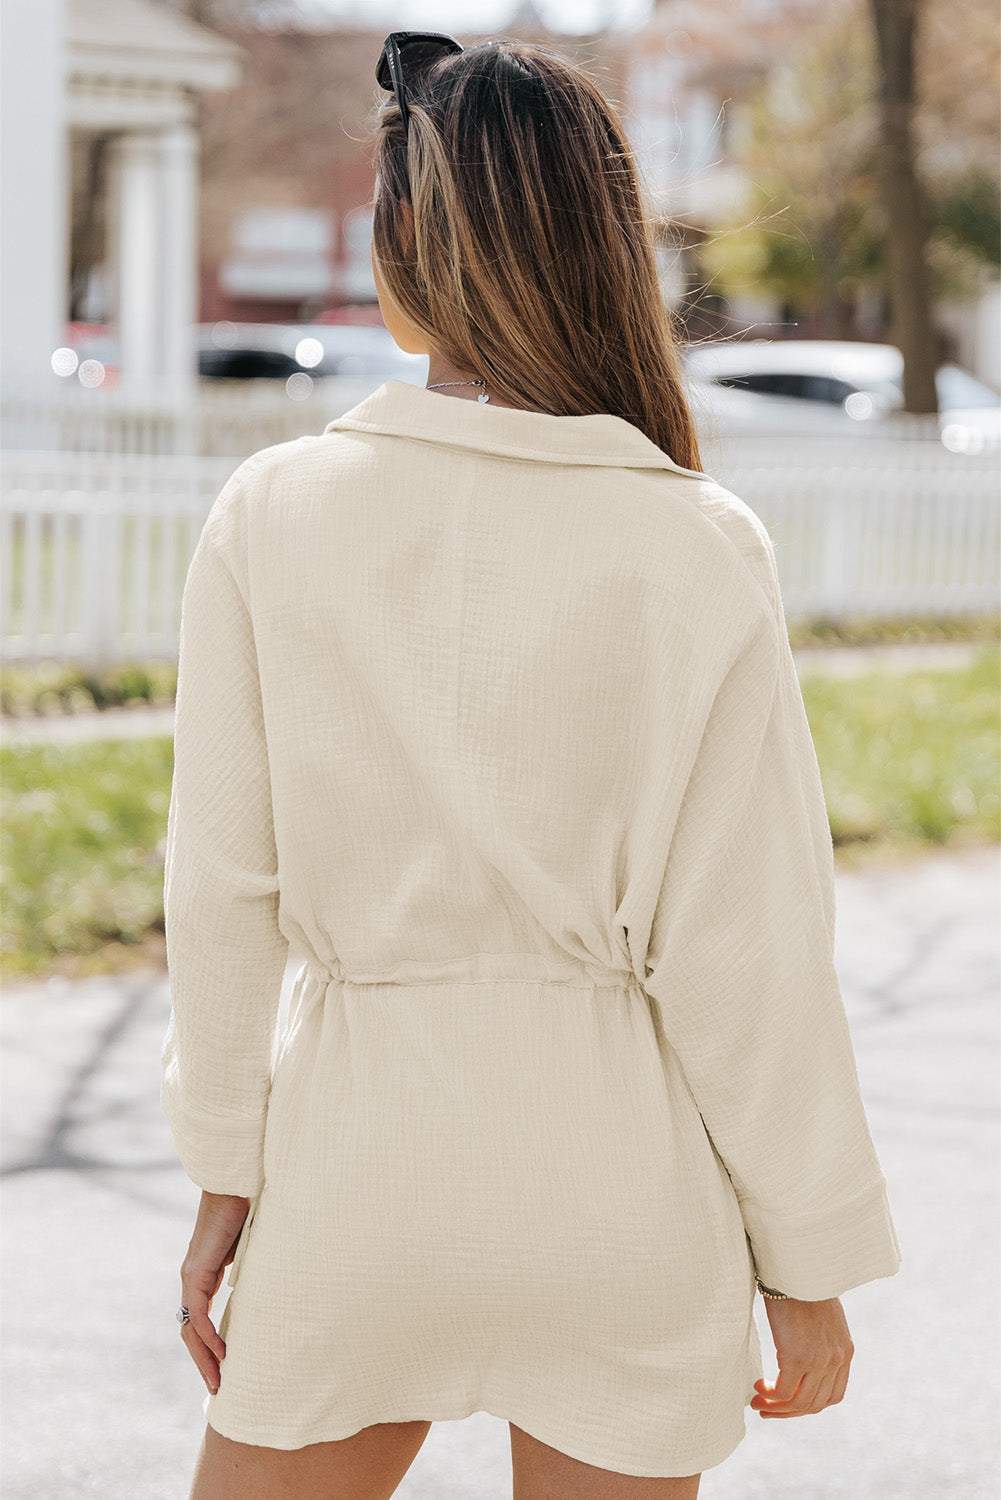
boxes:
[176,1305,191,1324]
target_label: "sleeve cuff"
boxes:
[162,1090,267,1196]
[741,1174,903,1300]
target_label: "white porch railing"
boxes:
[1,439,998,671]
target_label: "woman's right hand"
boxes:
[751,1296,855,1417]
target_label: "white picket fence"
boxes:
[709,434,1000,624]
[1,452,237,670]
[1,381,381,458]
[2,438,998,671]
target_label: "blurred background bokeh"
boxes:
[1,10,999,1500]
[5,0,1001,406]
[1,0,999,982]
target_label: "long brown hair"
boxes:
[370,39,704,472]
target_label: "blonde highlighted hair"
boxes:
[370,39,704,472]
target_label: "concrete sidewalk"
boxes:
[1,641,994,747]
[1,844,999,1499]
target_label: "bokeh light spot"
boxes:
[78,359,106,388]
[286,372,313,400]
[295,337,324,369]
[51,347,79,377]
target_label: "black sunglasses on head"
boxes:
[376,31,464,140]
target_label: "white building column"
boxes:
[109,131,162,388]
[159,121,199,395]
[0,0,67,402]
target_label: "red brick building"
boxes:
[196,20,631,327]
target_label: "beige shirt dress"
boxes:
[161,379,902,1478]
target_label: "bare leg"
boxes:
[509,1423,701,1500]
[188,1418,432,1500]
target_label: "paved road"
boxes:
[1,642,994,748]
[2,844,998,1499]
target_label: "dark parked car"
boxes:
[197,346,303,380]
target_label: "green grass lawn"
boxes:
[1,646,998,980]
[1,736,174,979]
[802,644,999,862]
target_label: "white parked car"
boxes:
[680,339,1000,452]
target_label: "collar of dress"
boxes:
[322,379,705,477]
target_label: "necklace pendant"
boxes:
[478,390,490,403]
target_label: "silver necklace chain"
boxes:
[427,378,490,404]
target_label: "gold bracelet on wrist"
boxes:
[755,1276,792,1299]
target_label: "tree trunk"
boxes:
[869,0,939,413]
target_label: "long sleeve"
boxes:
[641,531,902,1301]
[161,465,289,1196]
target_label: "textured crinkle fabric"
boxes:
[161,380,902,1477]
